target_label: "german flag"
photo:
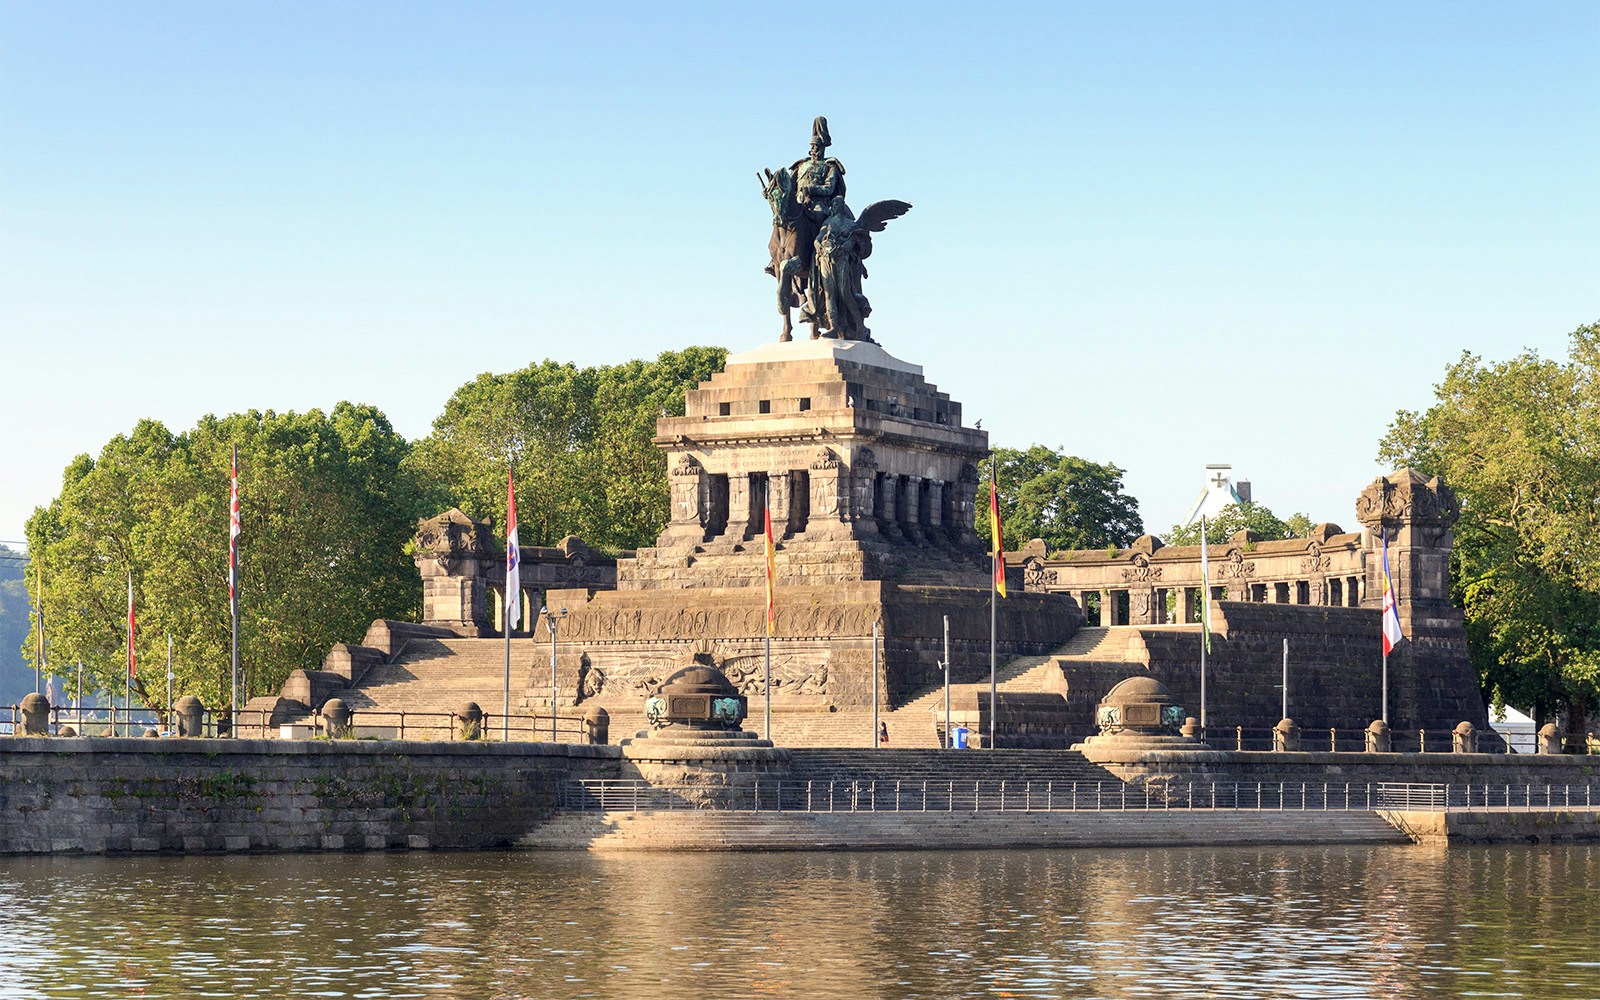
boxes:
[990,459,1006,598]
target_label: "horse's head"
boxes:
[765,168,798,225]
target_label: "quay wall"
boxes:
[1085,747,1600,792]
[1381,809,1600,845]
[0,737,622,856]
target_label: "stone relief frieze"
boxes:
[1120,553,1162,583]
[1023,558,1058,588]
[561,603,879,643]
[1221,550,1256,580]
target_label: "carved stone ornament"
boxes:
[1023,558,1058,588]
[670,453,701,477]
[414,509,494,563]
[1354,469,1460,529]
[959,462,981,485]
[811,448,842,470]
[1300,541,1330,575]
[1221,549,1256,580]
[854,447,877,471]
[1121,552,1162,584]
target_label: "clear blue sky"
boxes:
[2,2,1597,545]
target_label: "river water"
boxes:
[0,845,1596,999]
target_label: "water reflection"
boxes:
[0,845,1596,998]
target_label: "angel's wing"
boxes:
[855,199,912,233]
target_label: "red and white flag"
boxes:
[1381,528,1403,655]
[228,445,240,608]
[505,468,521,630]
[127,572,136,679]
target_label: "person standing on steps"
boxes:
[878,721,889,746]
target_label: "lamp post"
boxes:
[541,606,569,743]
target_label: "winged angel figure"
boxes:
[809,196,912,342]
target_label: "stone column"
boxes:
[877,474,903,542]
[768,468,791,536]
[722,472,752,541]
[806,450,850,540]
[952,465,982,548]
[901,475,927,545]
[848,448,879,539]
[664,453,707,543]
[925,480,945,543]
[1099,589,1115,626]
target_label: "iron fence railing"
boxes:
[560,779,1600,814]
[2,704,589,743]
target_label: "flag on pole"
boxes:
[990,460,1006,598]
[763,504,776,635]
[45,675,54,706]
[1381,527,1403,654]
[1198,515,1212,653]
[505,469,521,631]
[127,573,136,679]
[228,445,240,606]
[35,559,44,676]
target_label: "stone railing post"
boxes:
[175,696,207,737]
[456,701,484,741]
[1272,717,1300,752]
[322,698,351,739]
[1364,719,1391,752]
[19,693,50,736]
[583,705,610,745]
[1536,722,1562,755]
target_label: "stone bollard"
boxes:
[583,705,610,745]
[1272,717,1300,752]
[1365,719,1391,753]
[142,727,160,738]
[1180,716,1202,740]
[1536,722,1562,755]
[456,701,484,741]
[58,725,77,737]
[321,698,351,739]
[174,695,207,737]
[1452,721,1477,753]
[19,693,51,736]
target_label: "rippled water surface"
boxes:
[1,845,1597,998]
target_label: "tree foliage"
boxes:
[405,347,728,550]
[23,405,427,710]
[976,446,1144,552]
[1378,322,1600,733]
[0,545,33,704]
[1164,501,1316,546]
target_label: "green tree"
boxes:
[1379,322,1600,739]
[975,446,1143,552]
[406,346,728,550]
[0,544,34,704]
[1164,501,1317,546]
[23,404,428,711]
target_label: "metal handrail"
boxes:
[5,704,588,742]
[560,778,1600,814]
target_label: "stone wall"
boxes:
[0,738,620,855]
[1078,601,1488,735]
[1083,744,1600,792]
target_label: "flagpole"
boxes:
[504,612,511,743]
[942,614,951,750]
[870,620,878,749]
[166,633,173,734]
[763,501,776,742]
[230,444,240,739]
[504,468,519,743]
[765,630,772,742]
[1281,638,1289,721]
[34,560,43,694]
[126,571,133,739]
[988,455,1000,751]
[1199,516,1208,735]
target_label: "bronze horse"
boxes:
[761,167,816,341]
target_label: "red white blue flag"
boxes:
[505,469,521,631]
[1381,528,1403,655]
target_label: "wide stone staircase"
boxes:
[521,807,1411,851]
[785,748,1125,787]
